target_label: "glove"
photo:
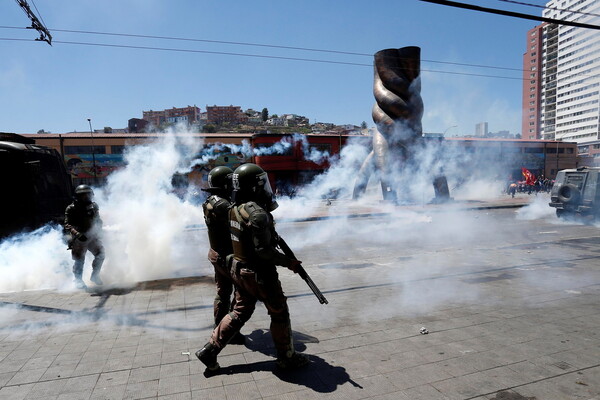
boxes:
[207,248,220,264]
[78,234,88,242]
[287,259,302,274]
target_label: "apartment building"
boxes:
[206,105,248,125]
[521,24,545,140]
[537,0,600,151]
[142,105,201,127]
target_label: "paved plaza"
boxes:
[0,194,599,400]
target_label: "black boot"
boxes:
[195,342,220,371]
[276,351,310,370]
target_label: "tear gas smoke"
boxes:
[0,123,552,323]
[0,225,73,292]
[95,130,207,285]
[0,126,208,292]
[516,193,555,221]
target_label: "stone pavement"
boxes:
[0,193,598,400]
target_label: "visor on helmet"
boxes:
[257,173,278,211]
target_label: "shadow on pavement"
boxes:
[205,329,363,393]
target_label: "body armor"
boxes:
[229,201,290,269]
[64,201,101,236]
[202,194,232,257]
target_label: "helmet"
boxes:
[232,163,278,211]
[207,166,233,191]
[74,185,94,204]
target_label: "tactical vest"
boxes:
[65,202,100,233]
[229,203,257,265]
[202,195,232,256]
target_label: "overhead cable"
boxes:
[420,0,600,30]
[494,0,600,18]
[0,37,526,80]
[0,25,528,73]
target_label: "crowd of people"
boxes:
[505,176,554,197]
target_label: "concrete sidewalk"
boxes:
[0,193,598,400]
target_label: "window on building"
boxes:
[111,145,125,154]
[64,146,106,154]
[525,147,543,153]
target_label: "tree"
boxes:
[261,108,269,122]
[361,121,368,129]
[203,124,217,133]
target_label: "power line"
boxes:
[494,0,600,19]
[0,37,527,80]
[0,25,527,73]
[420,0,600,30]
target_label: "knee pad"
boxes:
[228,310,251,325]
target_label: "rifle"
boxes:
[277,236,328,305]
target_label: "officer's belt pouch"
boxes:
[231,258,252,273]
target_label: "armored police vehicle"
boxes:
[549,166,600,220]
[0,133,73,239]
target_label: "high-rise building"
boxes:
[521,24,545,140]
[475,122,488,137]
[532,0,600,151]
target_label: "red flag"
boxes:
[521,167,535,185]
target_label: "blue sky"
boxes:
[1,0,543,135]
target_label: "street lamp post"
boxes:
[555,133,559,178]
[443,125,458,136]
[87,118,98,185]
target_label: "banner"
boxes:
[521,167,535,186]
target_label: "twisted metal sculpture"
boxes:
[353,46,449,202]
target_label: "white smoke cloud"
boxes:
[0,126,211,292]
[516,193,555,221]
[0,225,73,293]
[0,122,560,328]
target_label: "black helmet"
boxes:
[202,166,233,198]
[232,163,278,211]
[207,166,233,191]
[74,185,93,204]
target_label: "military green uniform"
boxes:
[209,201,296,358]
[202,194,236,326]
[64,200,104,284]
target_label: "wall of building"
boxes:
[522,24,544,140]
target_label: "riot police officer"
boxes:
[202,166,241,334]
[64,185,105,289]
[196,163,309,372]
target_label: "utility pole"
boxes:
[87,118,98,185]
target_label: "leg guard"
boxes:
[211,311,248,349]
[213,294,231,327]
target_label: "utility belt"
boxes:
[227,255,266,284]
